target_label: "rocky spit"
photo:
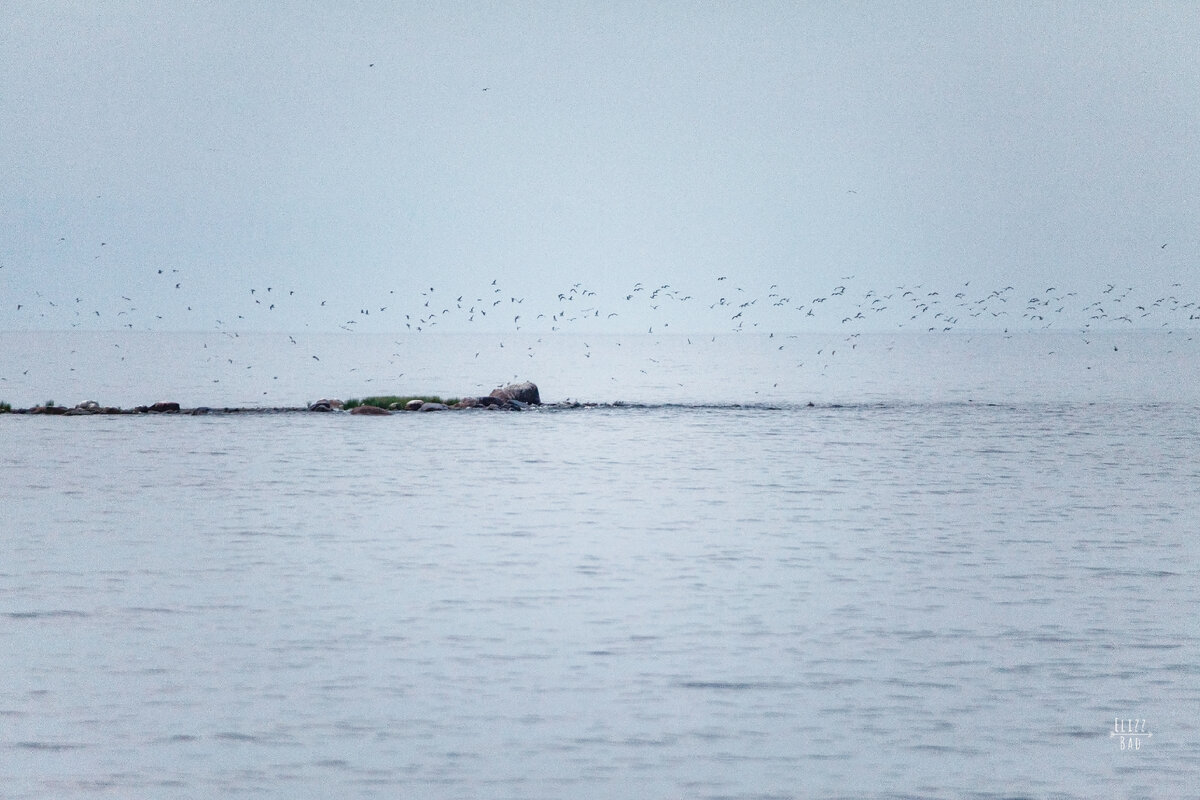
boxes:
[2,381,563,416]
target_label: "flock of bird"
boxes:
[5,255,1199,338]
[2,250,1198,401]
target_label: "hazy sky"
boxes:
[2,1,1197,334]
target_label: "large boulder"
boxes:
[489,381,540,405]
[417,402,450,412]
[148,401,181,413]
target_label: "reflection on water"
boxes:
[2,334,1199,799]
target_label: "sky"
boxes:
[2,1,1198,335]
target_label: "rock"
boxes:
[63,408,93,416]
[489,381,540,405]
[311,398,344,410]
[405,399,424,411]
[148,402,180,413]
[417,402,449,412]
[454,395,504,408]
[33,405,67,415]
[350,405,391,415]
[307,401,333,412]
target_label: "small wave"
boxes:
[14,741,89,751]
[2,610,89,620]
[1054,726,1102,739]
[121,606,184,615]
[676,680,796,691]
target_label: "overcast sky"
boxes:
[2,1,1197,334]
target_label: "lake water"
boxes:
[2,331,1199,798]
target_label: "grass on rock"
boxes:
[343,395,459,410]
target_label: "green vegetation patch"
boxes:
[0,401,11,413]
[343,395,459,410]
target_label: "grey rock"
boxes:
[417,402,450,412]
[350,405,391,415]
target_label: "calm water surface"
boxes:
[2,334,1199,798]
